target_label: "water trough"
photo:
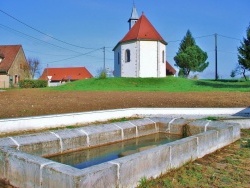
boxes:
[0,117,240,188]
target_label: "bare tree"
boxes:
[231,64,248,80]
[27,58,40,79]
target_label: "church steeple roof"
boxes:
[129,6,139,20]
[128,6,139,30]
[121,13,167,45]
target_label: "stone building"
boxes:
[0,45,30,88]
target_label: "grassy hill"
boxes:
[49,77,250,92]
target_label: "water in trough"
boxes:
[47,133,181,169]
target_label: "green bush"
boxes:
[98,69,107,79]
[245,139,250,148]
[138,177,149,188]
[19,80,47,88]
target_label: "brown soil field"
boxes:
[0,89,250,119]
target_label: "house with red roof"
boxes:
[0,45,30,88]
[166,61,177,76]
[39,67,93,86]
[113,6,168,78]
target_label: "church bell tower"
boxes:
[128,5,139,30]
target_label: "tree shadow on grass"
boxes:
[196,80,250,89]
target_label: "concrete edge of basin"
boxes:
[0,107,249,135]
[0,118,242,188]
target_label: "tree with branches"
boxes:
[174,30,209,77]
[27,58,41,79]
[231,64,248,80]
[237,23,250,80]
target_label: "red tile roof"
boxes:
[119,14,167,46]
[166,61,176,75]
[39,67,93,81]
[0,45,21,72]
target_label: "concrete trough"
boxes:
[0,117,241,188]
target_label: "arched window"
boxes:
[162,50,165,63]
[125,49,130,62]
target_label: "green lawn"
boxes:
[49,77,250,92]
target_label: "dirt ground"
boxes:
[0,89,250,119]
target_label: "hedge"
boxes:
[19,80,47,88]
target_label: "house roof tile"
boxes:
[39,67,93,81]
[0,45,21,72]
[166,61,176,75]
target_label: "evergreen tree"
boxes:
[238,24,250,80]
[178,30,196,53]
[178,68,185,77]
[174,30,209,77]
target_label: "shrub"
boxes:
[245,139,250,148]
[97,68,107,79]
[19,80,47,88]
[138,177,149,188]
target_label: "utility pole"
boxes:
[215,33,218,80]
[103,46,106,70]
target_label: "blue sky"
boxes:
[1,0,250,78]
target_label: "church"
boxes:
[113,6,168,78]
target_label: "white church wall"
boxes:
[139,41,158,77]
[114,41,166,78]
[120,42,138,77]
[158,42,167,77]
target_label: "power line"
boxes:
[46,48,102,64]
[1,22,111,65]
[0,23,86,54]
[217,34,241,41]
[168,34,214,43]
[0,9,96,50]
[168,34,240,44]
[25,49,77,57]
[195,34,214,39]
[167,39,182,43]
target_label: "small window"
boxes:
[125,49,130,62]
[162,50,165,63]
